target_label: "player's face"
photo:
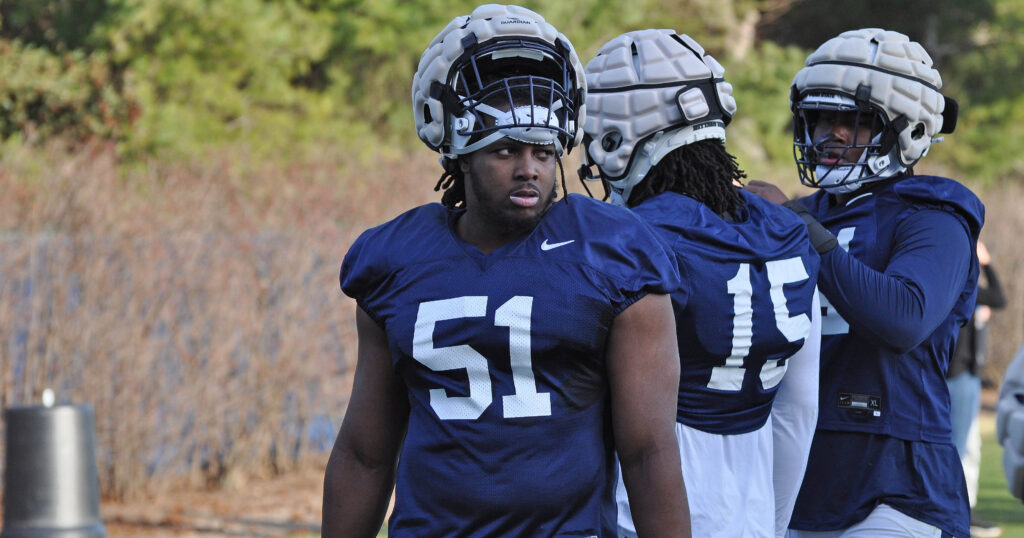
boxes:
[811,110,875,164]
[461,138,558,234]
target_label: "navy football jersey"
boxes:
[340,194,680,537]
[632,190,820,434]
[788,175,983,537]
[798,176,983,441]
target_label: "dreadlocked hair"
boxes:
[434,157,466,208]
[627,139,747,219]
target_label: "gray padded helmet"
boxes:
[579,29,736,205]
[411,4,586,160]
[791,28,957,193]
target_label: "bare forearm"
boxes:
[619,441,691,537]
[322,306,407,536]
[322,443,396,537]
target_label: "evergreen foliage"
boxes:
[0,0,1020,180]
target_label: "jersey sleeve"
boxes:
[594,219,683,315]
[339,227,392,324]
[568,196,683,314]
[816,208,972,352]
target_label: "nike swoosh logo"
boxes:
[541,239,575,251]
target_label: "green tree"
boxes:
[940,0,1024,181]
[756,0,996,68]
[94,0,335,156]
[0,0,109,51]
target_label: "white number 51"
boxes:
[413,296,551,420]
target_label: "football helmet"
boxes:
[791,28,957,193]
[412,4,586,159]
[578,29,736,205]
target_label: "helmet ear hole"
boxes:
[601,131,623,152]
[911,123,925,140]
[423,105,433,124]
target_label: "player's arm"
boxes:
[770,292,820,537]
[607,292,691,537]
[976,241,1006,309]
[322,307,409,537]
[816,209,971,351]
[747,181,974,350]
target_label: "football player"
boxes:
[997,343,1024,503]
[321,5,690,537]
[948,240,1005,537]
[746,28,984,537]
[580,29,822,537]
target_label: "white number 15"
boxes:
[707,257,811,391]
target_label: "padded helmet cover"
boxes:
[581,29,736,204]
[412,4,586,157]
[792,28,948,168]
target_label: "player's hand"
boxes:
[745,180,790,205]
[977,240,991,266]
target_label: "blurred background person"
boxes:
[948,239,1005,537]
[997,337,1024,505]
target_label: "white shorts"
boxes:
[616,420,775,538]
[785,504,942,538]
